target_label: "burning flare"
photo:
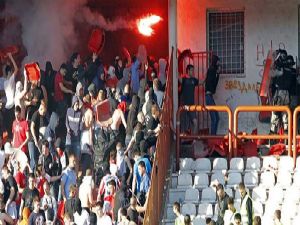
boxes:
[137,14,162,36]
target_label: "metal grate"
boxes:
[208,10,245,75]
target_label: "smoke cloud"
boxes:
[1,0,135,69]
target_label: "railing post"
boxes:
[176,106,182,171]
[293,107,300,169]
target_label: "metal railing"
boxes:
[176,105,233,170]
[293,106,300,167]
[175,105,296,169]
[233,106,293,157]
[143,48,174,225]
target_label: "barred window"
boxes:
[208,10,245,75]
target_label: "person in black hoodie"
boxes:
[44,61,56,114]
[205,55,221,135]
[65,96,83,159]
[126,95,140,146]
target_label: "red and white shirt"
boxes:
[12,119,28,153]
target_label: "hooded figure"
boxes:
[158,58,167,87]
[117,67,131,91]
[66,96,83,157]
[107,88,118,113]
[126,95,140,137]
[44,112,59,155]
[131,58,143,94]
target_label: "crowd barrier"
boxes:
[176,105,300,169]
[234,106,292,157]
[176,105,233,170]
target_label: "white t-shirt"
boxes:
[97,215,112,225]
[4,74,16,109]
[74,209,90,225]
[224,209,236,225]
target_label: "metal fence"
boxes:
[143,48,174,225]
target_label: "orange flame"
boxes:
[137,15,162,37]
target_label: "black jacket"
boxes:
[205,66,220,94]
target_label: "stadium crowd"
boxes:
[0,46,167,225]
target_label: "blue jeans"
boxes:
[28,141,39,171]
[205,94,219,135]
[66,135,81,159]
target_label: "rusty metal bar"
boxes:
[233,105,292,157]
[176,105,233,170]
[293,106,300,168]
[180,135,229,139]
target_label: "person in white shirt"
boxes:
[74,198,90,225]
[224,197,237,225]
[15,69,28,120]
[41,181,57,223]
[3,52,18,139]
[79,169,95,209]
[93,201,112,225]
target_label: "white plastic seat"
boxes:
[245,157,261,171]
[210,172,225,186]
[264,201,281,217]
[201,187,216,203]
[253,201,264,216]
[279,156,294,172]
[268,186,284,204]
[294,156,300,172]
[228,157,244,173]
[234,188,242,200]
[261,215,274,225]
[193,216,206,225]
[224,187,233,198]
[181,203,196,218]
[284,187,300,204]
[198,203,213,218]
[252,186,267,203]
[226,172,242,188]
[293,171,300,187]
[177,173,193,188]
[212,158,228,173]
[276,170,292,188]
[194,173,209,189]
[260,171,275,189]
[184,188,199,203]
[244,171,258,188]
[180,158,195,173]
[261,156,278,171]
[234,199,241,212]
[281,201,297,219]
[281,217,292,225]
[293,216,300,225]
[195,158,211,173]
